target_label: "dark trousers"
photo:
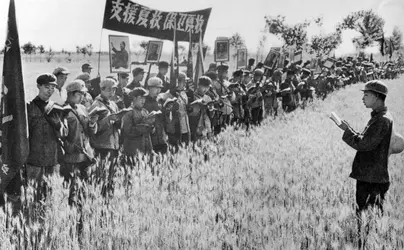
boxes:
[251,107,263,126]
[94,148,119,198]
[356,180,390,248]
[356,180,390,214]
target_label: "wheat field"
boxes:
[1,56,404,249]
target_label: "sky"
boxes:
[0,0,403,56]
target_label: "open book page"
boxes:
[330,112,342,126]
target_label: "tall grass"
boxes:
[1,78,404,249]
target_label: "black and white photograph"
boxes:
[145,40,163,63]
[109,35,130,73]
[0,0,404,249]
[214,39,229,62]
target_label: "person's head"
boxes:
[147,77,163,97]
[132,67,145,82]
[205,71,218,85]
[99,78,118,100]
[208,63,217,72]
[197,76,212,94]
[118,72,129,87]
[81,63,93,74]
[248,58,255,67]
[36,73,57,101]
[272,69,283,82]
[253,69,264,82]
[242,70,251,83]
[301,68,311,79]
[130,87,148,109]
[52,66,69,88]
[232,70,243,82]
[216,64,229,80]
[76,73,91,88]
[177,72,188,91]
[65,79,88,105]
[361,80,387,109]
[120,41,126,50]
[151,44,158,53]
[158,61,169,75]
[286,70,294,80]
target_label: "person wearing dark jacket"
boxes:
[336,80,393,247]
[26,73,68,201]
[144,77,168,155]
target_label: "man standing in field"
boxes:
[336,80,393,246]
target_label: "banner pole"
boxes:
[97,29,103,77]
[144,63,153,88]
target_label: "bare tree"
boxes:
[229,33,246,59]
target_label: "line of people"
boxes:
[5,57,403,208]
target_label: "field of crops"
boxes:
[1,56,404,249]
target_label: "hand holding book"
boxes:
[329,112,349,131]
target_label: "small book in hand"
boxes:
[44,102,72,116]
[115,108,132,117]
[147,110,162,117]
[330,112,342,126]
[88,106,109,117]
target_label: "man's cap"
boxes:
[286,69,295,75]
[248,58,255,64]
[158,61,169,68]
[81,63,93,71]
[208,62,217,70]
[65,79,88,93]
[302,68,311,75]
[198,76,212,87]
[147,76,163,88]
[232,70,243,78]
[119,72,130,79]
[37,73,57,86]
[76,73,91,82]
[100,78,119,89]
[217,63,229,72]
[228,82,240,88]
[242,70,251,76]
[53,66,69,76]
[132,67,145,76]
[205,71,218,81]
[178,72,190,81]
[129,87,149,98]
[361,80,388,96]
[254,68,264,76]
[106,75,118,83]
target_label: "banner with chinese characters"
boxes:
[103,0,212,42]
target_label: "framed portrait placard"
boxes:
[264,47,281,68]
[145,40,163,63]
[109,35,131,73]
[214,39,230,62]
[323,58,335,69]
[236,49,247,69]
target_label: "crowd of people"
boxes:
[1,56,403,211]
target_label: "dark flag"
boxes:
[389,37,394,59]
[0,0,29,201]
[186,30,193,78]
[193,33,205,86]
[376,35,385,56]
[170,22,177,87]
